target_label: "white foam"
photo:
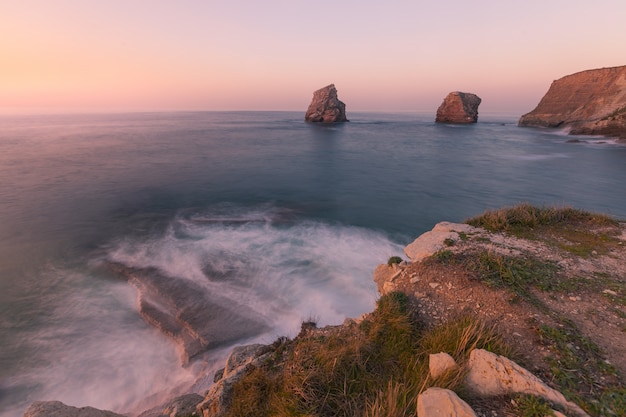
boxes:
[5,205,402,416]
[3,267,195,417]
[107,207,403,335]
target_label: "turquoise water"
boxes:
[1,111,625,416]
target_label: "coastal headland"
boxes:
[24,205,626,417]
[519,65,626,140]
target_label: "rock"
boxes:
[373,263,403,294]
[137,394,204,417]
[435,92,482,124]
[417,387,477,417]
[305,84,349,123]
[198,344,272,417]
[429,352,459,379]
[23,401,125,417]
[519,65,626,139]
[108,263,269,364]
[404,222,478,262]
[465,349,590,417]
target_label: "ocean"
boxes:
[1,111,625,416]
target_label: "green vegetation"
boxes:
[465,204,621,258]
[513,394,557,417]
[387,256,403,266]
[225,292,509,417]
[538,321,624,416]
[429,248,559,306]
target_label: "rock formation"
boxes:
[305,84,348,123]
[23,401,125,417]
[137,394,204,417]
[108,263,269,364]
[519,65,626,139]
[197,344,273,417]
[435,92,482,123]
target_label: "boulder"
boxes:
[417,387,477,417]
[465,349,590,417]
[519,65,626,139]
[23,401,124,417]
[305,84,349,123]
[404,222,478,262]
[435,92,481,123]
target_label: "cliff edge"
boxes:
[519,65,626,139]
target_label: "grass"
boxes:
[429,248,559,306]
[465,204,621,258]
[225,292,510,417]
[387,256,403,267]
[513,394,557,417]
[537,320,624,416]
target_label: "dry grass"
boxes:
[466,203,617,234]
[225,292,510,417]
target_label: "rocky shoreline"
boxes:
[24,206,626,417]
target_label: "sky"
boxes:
[1,0,625,115]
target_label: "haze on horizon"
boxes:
[2,0,625,116]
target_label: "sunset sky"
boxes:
[2,0,625,115]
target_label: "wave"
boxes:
[97,204,402,412]
[106,205,402,333]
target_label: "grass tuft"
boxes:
[387,256,403,266]
[466,203,616,234]
[465,204,621,258]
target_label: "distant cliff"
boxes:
[519,65,626,139]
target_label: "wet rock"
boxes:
[435,92,481,123]
[108,264,269,364]
[137,394,204,417]
[23,401,124,417]
[305,84,348,123]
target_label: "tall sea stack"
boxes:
[435,92,481,124]
[305,84,348,123]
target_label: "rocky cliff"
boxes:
[304,84,348,123]
[519,65,626,139]
[435,92,481,124]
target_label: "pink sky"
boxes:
[2,1,625,115]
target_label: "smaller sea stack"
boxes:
[305,84,348,123]
[435,92,481,124]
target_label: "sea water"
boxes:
[1,111,625,416]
